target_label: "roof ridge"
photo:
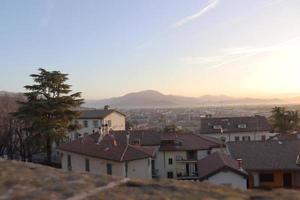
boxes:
[120,145,129,162]
[193,132,221,145]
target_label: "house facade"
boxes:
[154,133,225,180]
[58,133,156,179]
[199,115,277,142]
[228,140,300,189]
[197,152,248,189]
[58,130,249,189]
[69,108,126,140]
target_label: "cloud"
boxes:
[179,36,300,70]
[173,0,219,28]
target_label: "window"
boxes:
[167,172,174,179]
[261,135,266,141]
[93,120,99,128]
[259,173,274,182]
[168,158,173,165]
[235,136,240,141]
[133,139,141,145]
[107,163,112,175]
[74,120,79,125]
[238,124,247,129]
[84,120,89,128]
[85,159,90,172]
[67,155,72,171]
[242,136,251,141]
[107,120,112,127]
[187,151,197,160]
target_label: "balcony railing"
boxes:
[177,172,199,180]
[176,155,197,162]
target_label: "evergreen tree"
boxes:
[270,106,299,134]
[14,68,84,164]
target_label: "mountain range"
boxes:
[85,90,300,109]
[2,90,300,109]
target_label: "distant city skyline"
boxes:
[1,0,300,99]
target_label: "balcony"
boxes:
[176,172,199,180]
[175,155,197,163]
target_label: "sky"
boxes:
[1,0,300,99]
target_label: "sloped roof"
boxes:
[199,115,271,134]
[268,133,300,141]
[111,130,161,146]
[227,140,300,171]
[159,132,223,151]
[198,152,248,180]
[78,109,126,119]
[57,134,155,162]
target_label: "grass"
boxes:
[0,159,116,200]
[1,160,300,200]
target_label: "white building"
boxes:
[58,130,248,189]
[199,115,277,142]
[69,107,126,140]
[197,152,248,189]
[58,133,156,179]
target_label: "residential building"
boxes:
[58,133,156,179]
[156,132,225,180]
[199,115,277,142]
[58,130,248,189]
[69,107,126,140]
[197,152,248,189]
[227,140,300,189]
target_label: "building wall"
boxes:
[70,119,103,139]
[203,131,277,142]
[69,112,126,140]
[207,171,247,189]
[127,158,152,179]
[103,112,126,131]
[60,151,125,176]
[248,170,300,189]
[156,151,187,178]
[197,150,209,160]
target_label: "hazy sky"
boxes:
[1,0,300,99]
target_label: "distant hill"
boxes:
[85,90,288,109]
[0,160,299,200]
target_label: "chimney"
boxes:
[104,105,110,110]
[236,158,243,170]
[126,134,130,145]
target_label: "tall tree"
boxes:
[270,106,300,133]
[14,68,84,164]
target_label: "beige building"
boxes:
[69,107,126,140]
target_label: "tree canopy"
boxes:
[14,68,84,163]
[270,106,300,134]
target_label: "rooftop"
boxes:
[58,134,156,162]
[227,140,300,171]
[199,115,271,134]
[197,152,248,180]
[78,109,126,119]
